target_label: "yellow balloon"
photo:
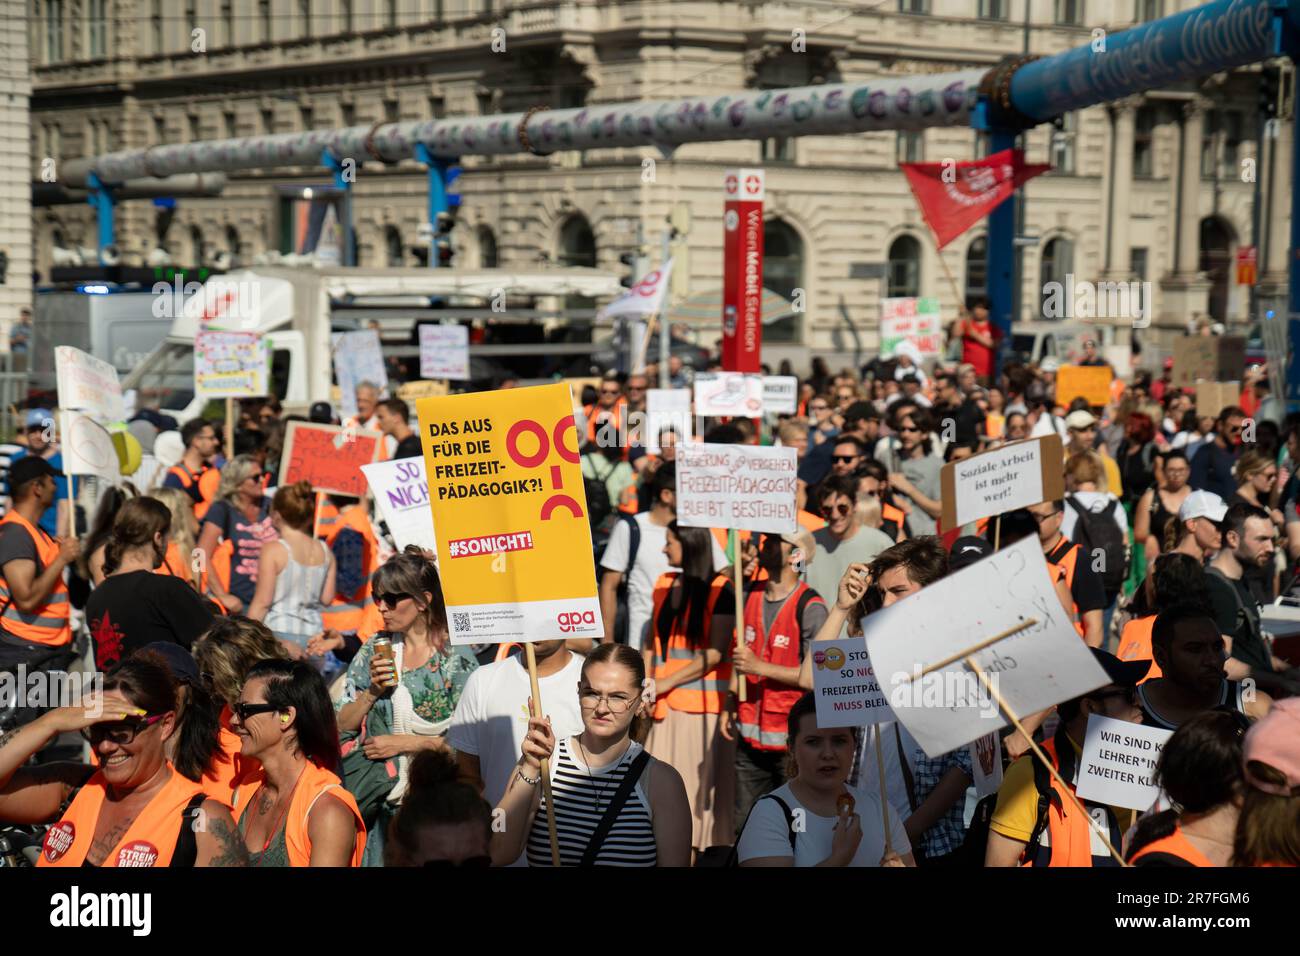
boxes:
[111,430,142,475]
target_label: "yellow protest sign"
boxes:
[416,383,601,645]
[1055,365,1113,408]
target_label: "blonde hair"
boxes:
[217,454,262,504]
[1064,451,1104,489]
[855,494,883,530]
[192,616,290,708]
[150,486,198,560]
[1234,450,1274,484]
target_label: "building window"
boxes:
[764,220,804,343]
[1040,237,1075,317]
[1203,110,1247,179]
[558,215,596,268]
[979,0,1008,19]
[385,0,398,29]
[385,227,404,267]
[154,115,167,145]
[260,0,272,42]
[384,99,400,123]
[1130,247,1148,282]
[1055,0,1084,25]
[341,102,356,128]
[185,0,196,34]
[188,115,201,143]
[888,235,922,298]
[965,236,989,303]
[898,0,928,12]
[1051,113,1077,174]
[761,137,795,164]
[224,111,237,139]
[222,0,234,46]
[341,0,353,34]
[428,95,446,120]
[225,226,242,266]
[478,227,499,268]
[1136,0,1163,20]
[300,105,314,131]
[1133,106,1156,178]
[261,108,275,135]
[299,0,311,37]
[897,130,923,163]
[151,0,163,53]
[87,0,107,58]
[190,226,206,265]
[46,0,65,62]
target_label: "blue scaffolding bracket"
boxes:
[86,172,115,264]
[320,148,356,267]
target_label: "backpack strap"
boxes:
[1101,499,1118,519]
[1023,756,1055,866]
[170,793,208,868]
[730,792,799,865]
[623,513,640,577]
[1064,496,1086,518]
[578,749,652,867]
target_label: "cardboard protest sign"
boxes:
[940,433,1064,530]
[415,383,601,645]
[1172,335,1246,387]
[969,732,1004,799]
[194,330,268,399]
[693,372,763,418]
[419,324,471,381]
[60,411,120,482]
[675,442,797,534]
[810,638,896,729]
[280,420,383,498]
[397,380,449,403]
[1055,365,1113,407]
[361,457,437,553]
[880,296,942,358]
[761,376,798,415]
[333,330,388,421]
[1075,714,1173,811]
[1195,381,1241,420]
[55,346,125,423]
[645,388,692,454]
[864,536,1111,756]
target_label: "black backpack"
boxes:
[583,457,617,533]
[1066,496,1129,600]
[716,793,798,867]
[602,513,640,645]
[958,756,1053,866]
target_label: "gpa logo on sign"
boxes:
[557,611,596,633]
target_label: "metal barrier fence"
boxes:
[0,352,27,442]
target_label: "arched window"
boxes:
[478,226,499,269]
[1039,237,1075,319]
[764,219,804,343]
[225,226,241,266]
[557,214,596,268]
[189,226,205,265]
[384,226,403,267]
[964,236,988,304]
[887,235,922,298]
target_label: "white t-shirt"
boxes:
[1061,491,1128,541]
[447,651,586,865]
[736,781,911,867]
[855,721,921,828]
[599,512,728,651]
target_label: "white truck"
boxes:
[122,265,626,423]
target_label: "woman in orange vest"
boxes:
[644,521,737,851]
[0,653,247,867]
[228,659,365,866]
[1127,710,1248,866]
[152,486,207,592]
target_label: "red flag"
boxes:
[900,148,1051,250]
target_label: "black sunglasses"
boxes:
[375,592,414,609]
[832,454,861,464]
[81,713,167,746]
[232,702,280,722]
[821,503,851,517]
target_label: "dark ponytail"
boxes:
[245,659,343,772]
[103,497,170,576]
[172,680,222,783]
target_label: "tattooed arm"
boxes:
[194,800,249,867]
[0,755,93,825]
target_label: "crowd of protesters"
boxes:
[0,312,1297,869]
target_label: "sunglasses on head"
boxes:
[821,502,851,518]
[231,701,280,722]
[81,713,167,746]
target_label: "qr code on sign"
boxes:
[452,613,472,635]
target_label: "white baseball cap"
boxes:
[1064,410,1098,430]
[1178,490,1227,523]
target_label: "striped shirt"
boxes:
[526,736,657,867]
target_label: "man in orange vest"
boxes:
[309,497,379,661]
[727,528,827,831]
[1027,499,1106,648]
[582,373,627,454]
[0,457,78,679]
[162,418,219,519]
[986,650,1147,867]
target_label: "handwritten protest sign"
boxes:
[1076,715,1173,811]
[675,443,797,534]
[280,421,383,498]
[60,411,120,482]
[1055,365,1113,407]
[194,331,268,399]
[880,297,942,358]
[419,324,471,381]
[1172,335,1246,387]
[762,376,798,415]
[55,346,125,423]
[940,433,1063,530]
[415,383,600,645]
[645,388,692,454]
[693,372,763,418]
[810,638,896,729]
[361,457,437,553]
[333,330,388,421]
[397,380,450,403]
[864,536,1110,756]
[1195,381,1241,420]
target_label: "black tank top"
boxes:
[1148,487,1179,550]
[1136,680,1246,732]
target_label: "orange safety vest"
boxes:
[209,539,234,595]
[320,506,378,634]
[583,400,627,457]
[737,582,823,751]
[1048,540,1088,638]
[649,572,733,718]
[154,540,208,592]
[200,706,254,806]
[494,642,522,662]
[167,462,218,520]
[881,501,907,541]
[796,510,826,533]
[0,511,71,647]
[356,602,385,644]
[38,765,205,867]
[1018,737,1123,868]
[1129,824,1214,867]
[230,760,366,867]
[1117,615,1161,681]
[314,500,341,539]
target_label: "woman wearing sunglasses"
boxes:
[492,643,691,866]
[335,547,478,864]
[229,659,365,866]
[806,394,839,447]
[0,653,248,867]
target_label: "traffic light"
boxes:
[1260,65,1280,118]
[434,210,454,267]
[619,252,636,288]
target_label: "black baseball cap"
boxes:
[9,456,57,493]
[139,642,201,686]
[949,536,993,571]
[1090,648,1150,688]
[309,402,335,424]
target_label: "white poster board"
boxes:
[644,388,692,454]
[761,376,799,415]
[810,638,897,729]
[333,329,389,421]
[1075,714,1173,811]
[419,324,471,381]
[693,372,764,418]
[55,346,125,424]
[865,536,1111,756]
[194,331,269,399]
[675,442,797,534]
[360,457,438,553]
[969,732,1005,799]
[60,411,120,482]
[880,296,943,358]
[940,434,1064,530]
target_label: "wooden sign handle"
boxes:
[524,642,562,868]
